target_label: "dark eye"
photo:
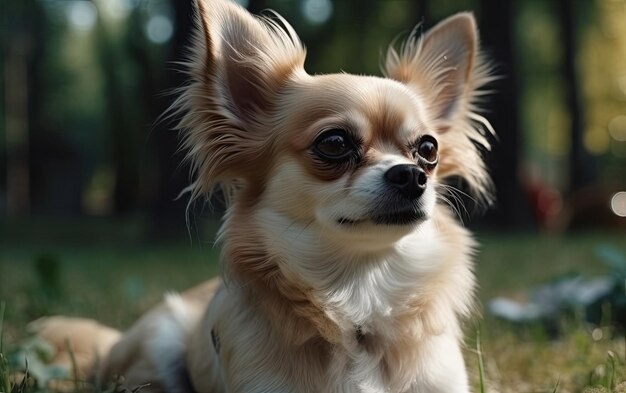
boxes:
[313,129,355,162]
[414,135,438,163]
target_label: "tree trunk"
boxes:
[559,0,594,194]
[95,11,139,214]
[146,0,196,238]
[3,0,45,216]
[479,0,533,229]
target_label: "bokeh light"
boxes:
[610,191,626,217]
[301,0,333,25]
[608,115,626,142]
[66,1,98,31]
[145,14,173,44]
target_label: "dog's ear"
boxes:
[195,0,305,123]
[385,13,481,126]
[385,13,495,201]
[177,0,305,200]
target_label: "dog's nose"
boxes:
[384,164,427,199]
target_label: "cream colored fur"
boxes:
[32,0,495,392]
[27,316,121,379]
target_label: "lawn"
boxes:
[1,218,625,392]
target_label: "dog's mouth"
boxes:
[372,208,425,225]
[337,208,425,227]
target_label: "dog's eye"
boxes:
[413,135,438,163]
[313,129,355,162]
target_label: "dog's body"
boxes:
[97,210,474,393]
[32,1,495,391]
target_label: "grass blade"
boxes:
[0,301,5,354]
[476,328,486,393]
[0,301,10,393]
[607,351,616,390]
[552,378,560,393]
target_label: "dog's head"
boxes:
[177,0,493,251]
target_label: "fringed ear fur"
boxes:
[174,0,306,205]
[384,13,496,203]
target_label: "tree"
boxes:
[479,0,533,229]
[558,0,595,194]
[146,0,197,237]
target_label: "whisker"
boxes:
[437,182,491,217]
[437,194,464,223]
[438,183,479,204]
[442,187,471,219]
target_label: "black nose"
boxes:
[384,164,427,199]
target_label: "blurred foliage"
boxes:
[0,0,625,230]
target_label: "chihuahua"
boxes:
[33,0,495,392]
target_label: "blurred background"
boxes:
[1,0,625,232]
[1,0,626,390]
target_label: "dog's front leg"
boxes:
[406,334,470,393]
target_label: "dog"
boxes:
[32,0,495,391]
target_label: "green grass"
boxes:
[472,232,626,392]
[1,243,220,338]
[1,221,625,392]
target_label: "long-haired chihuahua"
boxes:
[32,0,495,391]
